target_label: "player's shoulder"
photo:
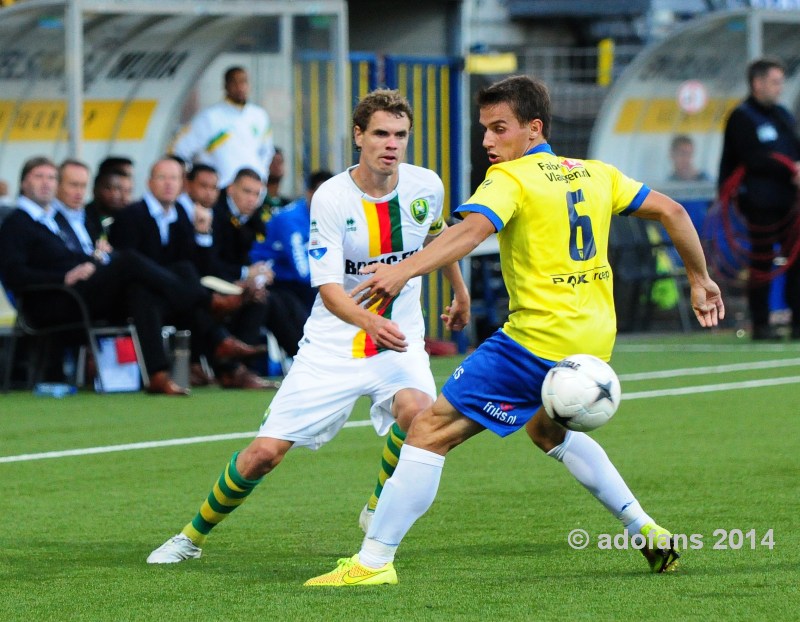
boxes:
[310,170,351,207]
[244,102,270,119]
[318,169,351,193]
[398,163,443,189]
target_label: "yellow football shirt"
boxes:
[455,144,649,362]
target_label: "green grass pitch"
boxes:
[1,332,798,620]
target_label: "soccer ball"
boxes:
[541,354,621,432]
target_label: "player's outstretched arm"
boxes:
[633,190,725,328]
[423,221,472,332]
[353,213,494,309]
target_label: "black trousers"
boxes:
[740,201,800,329]
[228,289,307,358]
[37,251,220,375]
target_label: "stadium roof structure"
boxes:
[589,8,800,193]
[0,0,349,189]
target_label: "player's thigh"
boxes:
[406,394,486,455]
[368,346,436,435]
[392,387,434,431]
[442,330,553,438]
[257,350,366,449]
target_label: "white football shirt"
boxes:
[305,163,445,358]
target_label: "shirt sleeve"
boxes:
[427,173,446,236]
[308,189,344,287]
[170,113,208,161]
[454,166,520,232]
[608,163,649,215]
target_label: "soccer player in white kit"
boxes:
[148,89,470,564]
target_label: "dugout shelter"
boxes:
[589,8,800,197]
[0,0,350,197]
[590,8,800,331]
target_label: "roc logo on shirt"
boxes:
[410,198,429,224]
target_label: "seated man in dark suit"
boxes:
[250,169,333,314]
[208,168,307,378]
[84,165,134,245]
[0,156,207,395]
[110,158,266,388]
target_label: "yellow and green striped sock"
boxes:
[181,451,261,545]
[367,422,406,511]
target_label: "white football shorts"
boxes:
[256,342,436,450]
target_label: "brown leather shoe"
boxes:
[210,293,244,319]
[147,370,190,396]
[213,336,267,361]
[190,363,214,387]
[219,365,281,390]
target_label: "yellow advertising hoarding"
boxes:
[0,99,157,141]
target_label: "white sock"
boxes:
[359,444,445,568]
[547,431,652,531]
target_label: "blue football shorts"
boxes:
[441,329,557,437]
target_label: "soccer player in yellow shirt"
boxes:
[306,75,724,586]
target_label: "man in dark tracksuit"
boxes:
[719,57,800,340]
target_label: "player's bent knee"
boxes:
[526,409,566,453]
[406,399,480,455]
[237,437,292,478]
[393,388,434,431]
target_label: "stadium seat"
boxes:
[2,283,147,392]
[609,217,692,333]
[0,282,19,393]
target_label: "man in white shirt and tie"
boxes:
[52,159,111,261]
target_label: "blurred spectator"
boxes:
[665,135,712,233]
[264,147,292,213]
[52,159,112,263]
[667,135,710,182]
[84,167,133,244]
[109,158,268,389]
[180,163,219,227]
[185,164,220,210]
[171,66,275,188]
[0,179,11,206]
[251,169,333,312]
[208,167,306,368]
[0,156,210,394]
[719,56,800,341]
[97,156,134,179]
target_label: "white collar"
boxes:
[143,190,177,222]
[53,198,85,223]
[226,194,250,224]
[17,195,55,221]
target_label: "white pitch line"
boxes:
[4,374,800,465]
[0,420,374,464]
[616,343,799,353]
[619,357,800,381]
[623,375,800,400]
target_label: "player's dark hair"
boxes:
[477,75,552,140]
[97,156,133,176]
[308,170,334,191]
[352,89,414,137]
[747,57,785,91]
[670,134,693,152]
[224,66,247,86]
[187,163,218,182]
[20,156,57,185]
[232,167,262,184]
